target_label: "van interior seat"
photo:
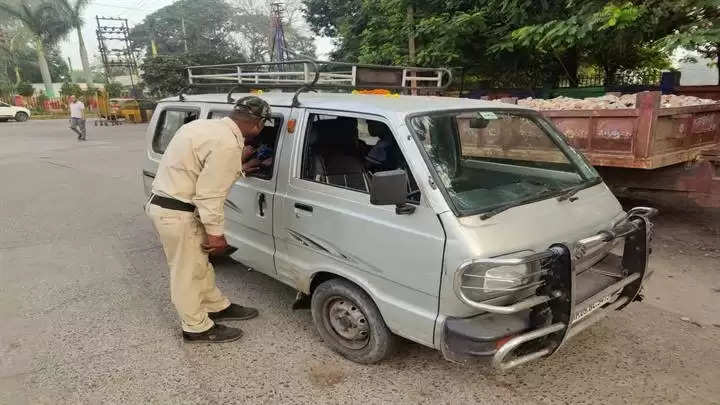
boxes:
[308,118,369,192]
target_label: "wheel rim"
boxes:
[324,296,370,350]
[16,113,27,121]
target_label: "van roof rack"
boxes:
[182,59,453,106]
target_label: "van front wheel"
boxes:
[311,278,395,364]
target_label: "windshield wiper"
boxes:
[479,188,558,220]
[479,204,515,220]
[557,179,601,202]
[480,184,585,220]
[556,185,583,202]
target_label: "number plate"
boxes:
[572,294,615,324]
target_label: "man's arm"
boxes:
[193,143,243,238]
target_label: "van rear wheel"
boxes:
[311,278,395,364]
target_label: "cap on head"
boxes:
[233,96,271,120]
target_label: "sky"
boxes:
[59,0,334,70]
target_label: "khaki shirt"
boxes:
[152,117,244,235]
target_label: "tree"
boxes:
[0,0,72,96]
[140,54,193,98]
[60,80,81,97]
[303,0,364,61]
[658,0,720,84]
[104,81,123,97]
[495,1,715,85]
[53,0,92,86]
[130,0,243,60]
[15,80,33,96]
[303,0,715,89]
[9,42,70,83]
[689,43,720,85]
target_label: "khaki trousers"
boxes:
[146,203,230,333]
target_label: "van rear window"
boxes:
[152,109,200,153]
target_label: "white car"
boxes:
[0,101,31,122]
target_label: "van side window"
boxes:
[300,114,420,201]
[152,109,200,153]
[243,116,284,180]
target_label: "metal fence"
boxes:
[556,71,662,89]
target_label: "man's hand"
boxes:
[243,157,262,174]
[202,234,228,255]
[242,145,256,163]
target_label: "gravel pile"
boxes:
[517,94,717,110]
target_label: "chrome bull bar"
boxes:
[452,207,657,371]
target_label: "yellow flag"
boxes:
[151,40,158,57]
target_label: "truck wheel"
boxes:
[14,112,28,122]
[311,278,395,364]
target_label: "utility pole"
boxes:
[96,16,139,96]
[407,4,417,95]
[181,16,188,53]
[407,4,415,64]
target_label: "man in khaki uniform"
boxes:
[146,96,271,343]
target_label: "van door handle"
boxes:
[294,202,313,212]
[258,193,266,216]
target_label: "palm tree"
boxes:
[0,0,72,96]
[54,0,92,86]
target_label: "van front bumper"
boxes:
[442,207,657,371]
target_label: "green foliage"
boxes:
[131,0,316,63]
[82,85,97,99]
[104,81,124,98]
[140,54,193,98]
[302,0,719,88]
[15,80,34,96]
[303,0,364,60]
[130,0,244,60]
[60,80,81,97]
[52,0,90,27]
[35,92,48,111]
[0,0,72,47]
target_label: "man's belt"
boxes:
[150,195,196,212]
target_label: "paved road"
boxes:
[1,120,719,404]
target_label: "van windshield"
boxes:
[407,110,600,216]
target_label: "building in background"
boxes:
[674,49,718,86]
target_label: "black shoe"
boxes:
[208,303,259,321]
[182,323,243,343]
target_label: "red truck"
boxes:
[487,91,720,208]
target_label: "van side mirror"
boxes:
[369,169,416,215]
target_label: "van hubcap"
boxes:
[326,297,369,349]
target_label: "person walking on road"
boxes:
[69,96,86,141]
[146,96,271,343]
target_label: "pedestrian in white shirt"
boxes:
[69,95,86,141]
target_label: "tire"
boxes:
[0,118,8,122]
[14,112,28,122]
[311,278,395,364]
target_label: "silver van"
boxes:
[143,64,656,371]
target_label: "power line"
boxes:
[93,2,152,11]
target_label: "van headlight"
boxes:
[454,251,555,303]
